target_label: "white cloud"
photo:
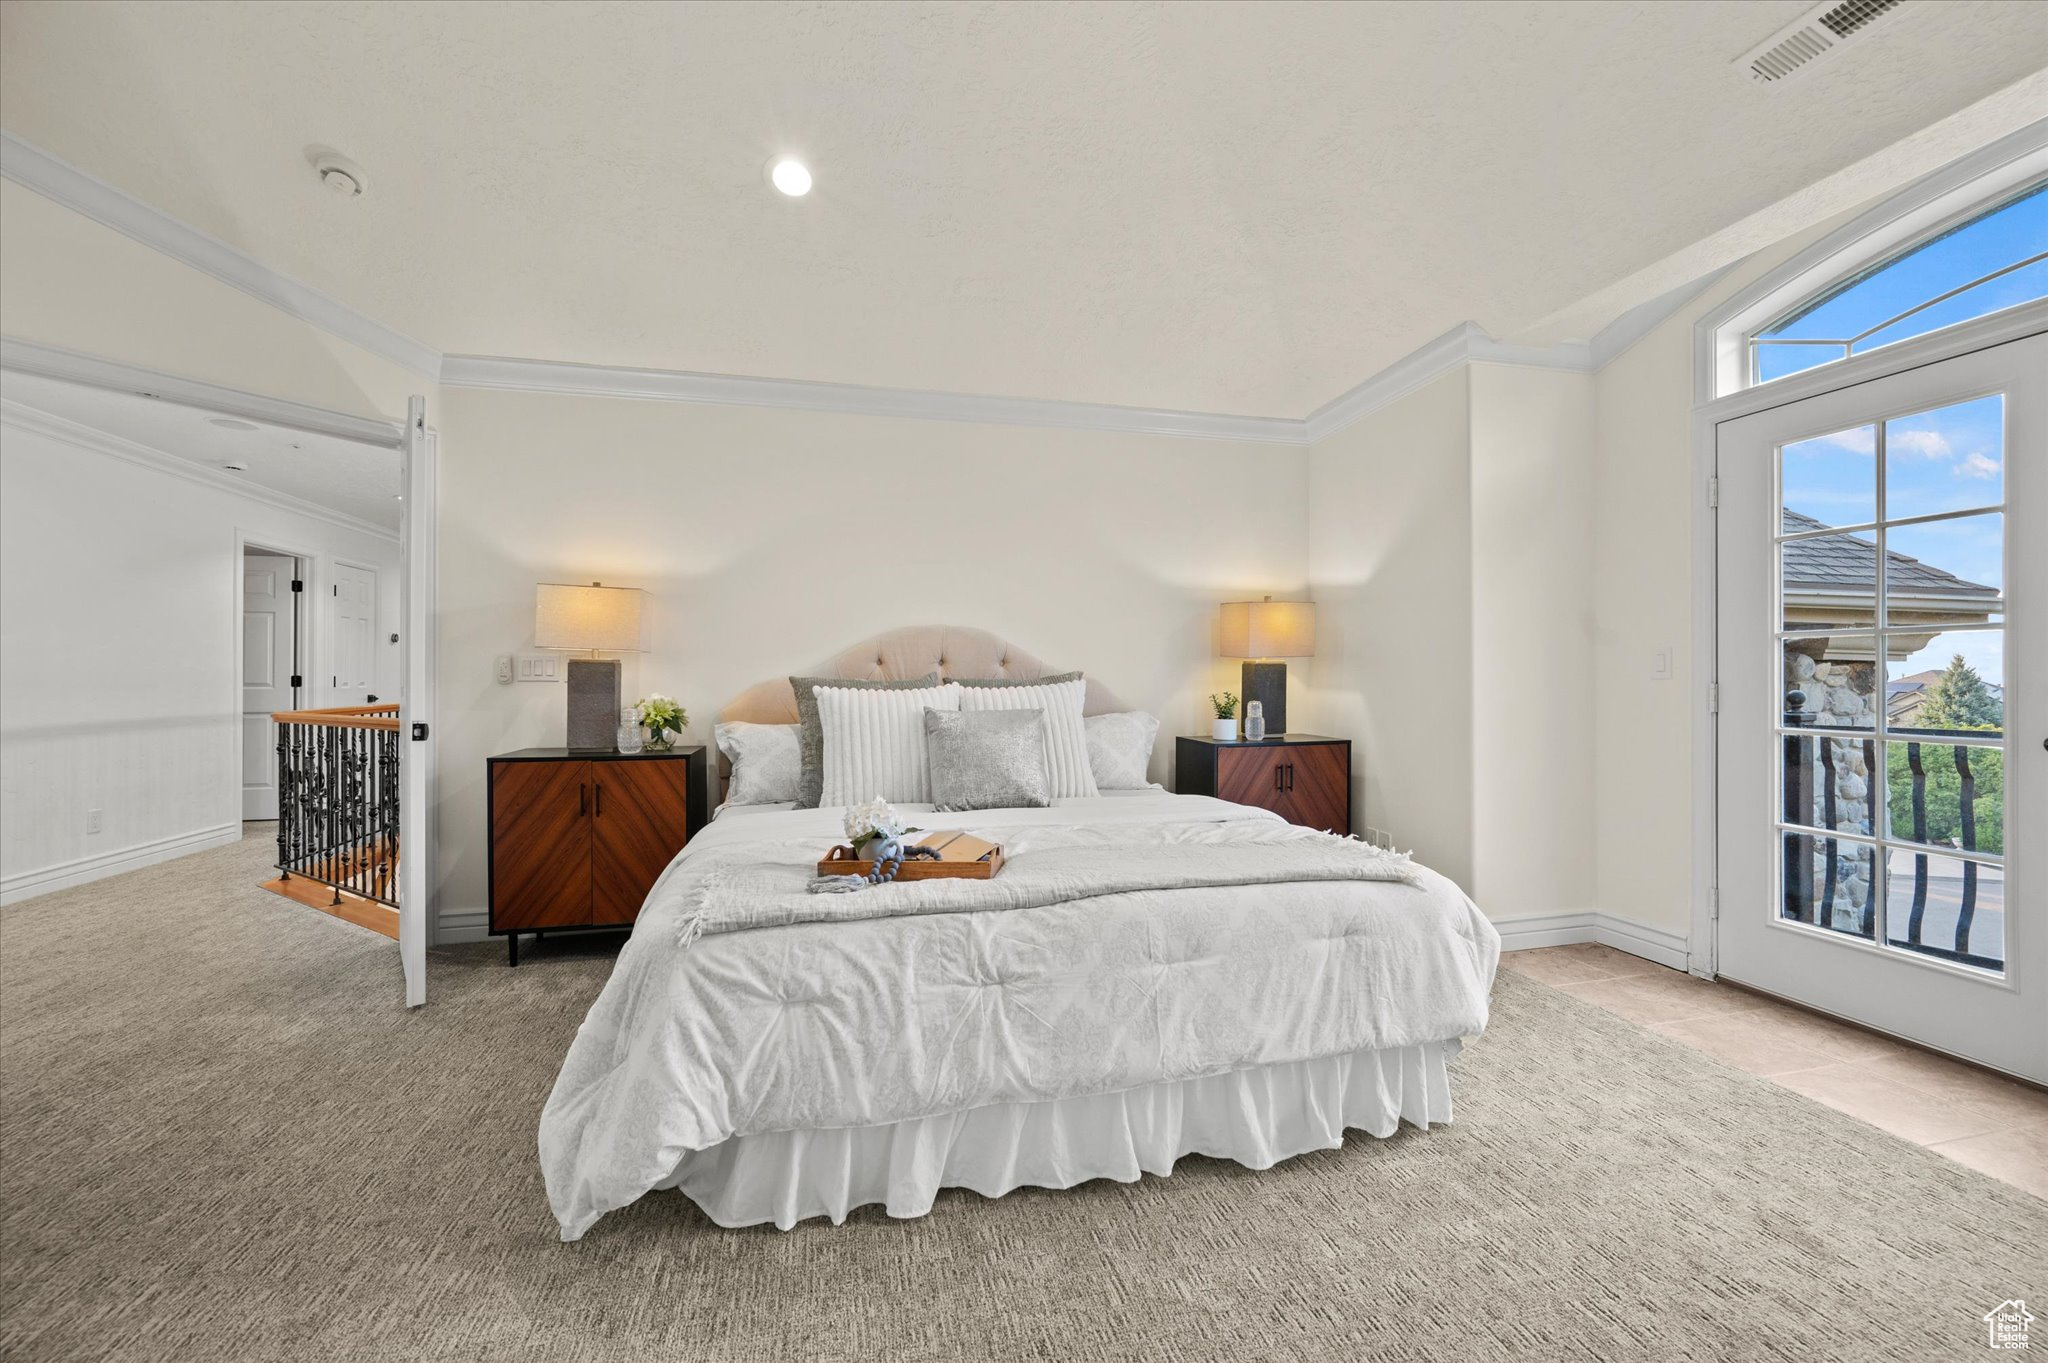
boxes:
[1957,451,2001,480]
[1890,428,1953,460]
[1811,427,1875,455]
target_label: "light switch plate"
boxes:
[1650,647,1673,681]
[495,655,514,684]
[516,654,561,682]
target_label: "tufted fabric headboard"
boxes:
[716,625,1127,792]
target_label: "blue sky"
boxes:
[1757,183,2046,382]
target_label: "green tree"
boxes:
[1887,743,2002,855]
[1915,654,2002,730]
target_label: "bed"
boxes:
[539,628,1500,1241]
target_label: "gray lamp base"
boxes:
[566,658,622,749]
[1241,660,1288,735]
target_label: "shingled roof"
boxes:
[1782,510,2000,600]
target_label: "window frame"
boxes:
[1698,123,2048,404]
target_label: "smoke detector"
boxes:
[1736,0,1907,83]
[310,149,366,198]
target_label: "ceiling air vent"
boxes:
[1737,0,1906,83]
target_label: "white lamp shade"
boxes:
[535,583,643,652]
[1219,599,1315,658]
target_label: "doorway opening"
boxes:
[241,544,305,822]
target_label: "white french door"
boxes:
[1716,332,2046,1082]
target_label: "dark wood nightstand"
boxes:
[1175,734,1351,835]
[488,746,708,965]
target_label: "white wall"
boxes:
[429,387,1309,934]
[0,411,402,902]
[1304,364,1597,923]
[1587,222,1845,937]
[1468,363,1596,918]
[1304,368,1475,890]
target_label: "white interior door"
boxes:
[1715,332,2046,1081]
[399,397,433,1007]
[330,561,378,704]
[241,551,298,821]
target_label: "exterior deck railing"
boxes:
[1784,692,1999,970]
[272,704,401,907]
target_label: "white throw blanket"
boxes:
[678,828,1417,942]
[540,795,1500,1241]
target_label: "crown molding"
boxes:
[1302,323,1601,442]
[0,132,442,380]
[0,398,400,542]
[438,353,1309,445]
[1,336,407,448]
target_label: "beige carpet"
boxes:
[2,831,2041,1363]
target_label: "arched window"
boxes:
[1750,183,2046,385]
[1701,128,2048,401]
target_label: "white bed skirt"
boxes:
[656,1040,1460,1231]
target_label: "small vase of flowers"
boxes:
[635,694,686,752]
[845,797,915,861]
[1209,691,1239,742]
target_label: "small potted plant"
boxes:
[635,694,687,752]
[1209,691,1240,741]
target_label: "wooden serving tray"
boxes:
[816,844,1005,880]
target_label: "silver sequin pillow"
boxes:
[924,709,1051,812]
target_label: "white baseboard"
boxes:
[435,909,488,945]
[0,823,242,906]
[1493,910,1691,973]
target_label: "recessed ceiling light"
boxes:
[209,417,259,431]
[767,156,812,198]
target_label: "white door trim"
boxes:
[1690,302,2048,983]
[234,532,321,833]
[398,403,437,1008]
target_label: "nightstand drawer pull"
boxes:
[595,782,603,816]
[578,783,587,816]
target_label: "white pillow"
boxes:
[714,722,801,805]
[1084,711,1161,790]
[958,678,1098,799]
[815,682,962,806]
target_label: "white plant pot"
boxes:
[1212,717,1239,741]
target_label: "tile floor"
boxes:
[1502,942,2048,1198]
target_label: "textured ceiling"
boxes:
[1,1,2044,416]
[1,370,401,530]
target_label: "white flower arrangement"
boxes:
[844,797,907,846]
[635,694,686,739]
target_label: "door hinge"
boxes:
[332,584,339,596]
[411,722,429,741]
[1707,476,1720,509]
[290,578,303,593]
[1709,886,1720,922]
[1709,682,1720,714]
[289,674,302,690]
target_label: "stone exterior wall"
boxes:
[1785,646,1877,932]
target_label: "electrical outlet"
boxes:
[86,808,103,835]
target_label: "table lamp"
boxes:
[536,582,644,749]
[1218,596,1315,736]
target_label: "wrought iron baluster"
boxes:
[1954,745,1977,956]
[1819,739,1839,929]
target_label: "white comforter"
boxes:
[539,794,1500,1240]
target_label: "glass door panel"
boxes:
[1717,332,2045,1082]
